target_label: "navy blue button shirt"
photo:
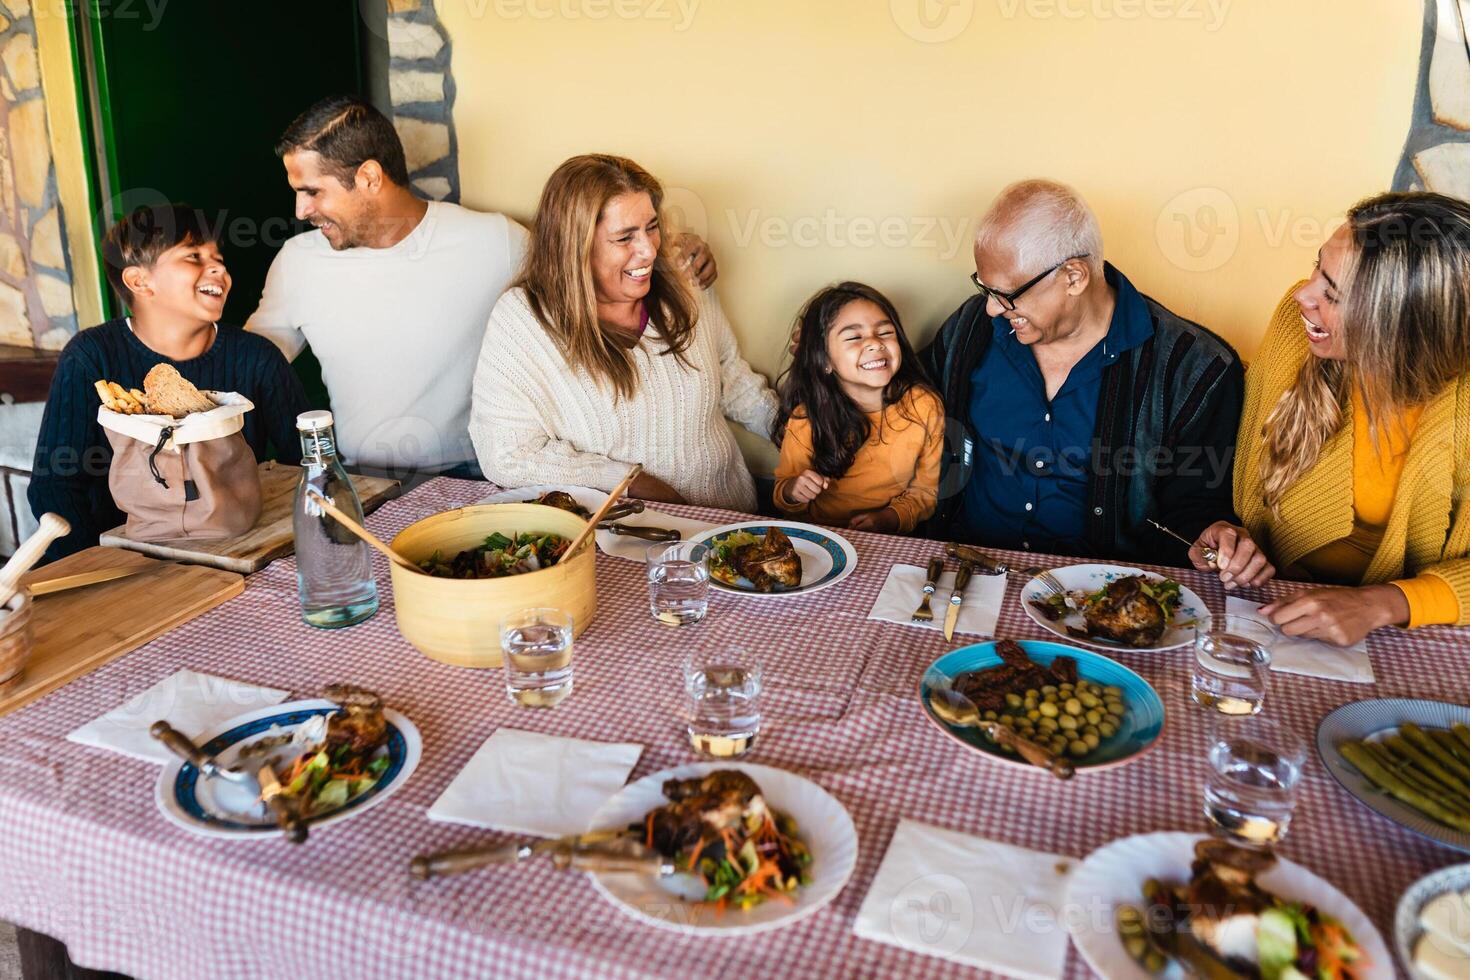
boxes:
[957,264,1154,554]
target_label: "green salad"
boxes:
[419,531,570,579]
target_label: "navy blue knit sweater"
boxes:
[28,319,309,563]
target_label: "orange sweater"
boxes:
[1297,386,1458,627]
[774,387,944,533]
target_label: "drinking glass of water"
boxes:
[499,608,574,708]
[683,646,762,758]
[648,541,710,626]
[1192,614,1273,715]
[1203,714,1306,848]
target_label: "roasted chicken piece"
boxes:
[644,770,766,859]
[1182,840,1279,968]
[536,490,590,519]
[320,684,388,755]
[732,527,802,592]
[1082,575,1168,647]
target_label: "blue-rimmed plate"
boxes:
[1020,563,1207,653]
[1318,698,1470,855]
[689,521,856,597]
[155,699,421,839]
[919,639,1167,772]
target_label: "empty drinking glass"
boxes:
[1203,714,1306,848]
[683,647,762,758]
[1192,614,1273,715]
[499,608,574,708]
[648,541,710,626]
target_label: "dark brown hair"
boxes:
[275,95,410,188]
[516,154,697,399]
[101,204,218,303]
[775,282,936,478]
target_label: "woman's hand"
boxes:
[1260,584,1408,647]
[782,469,829,506]
[848,506,900,533]
[629,472,686,505]
[675,233,717,289]
[1191,521,1275,590]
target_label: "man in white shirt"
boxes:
[247,95,716,477]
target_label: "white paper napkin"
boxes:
[854,819,1074,980]
[868,565,1006,638]
[427,728,644,837]
[595,511,717,563]
[66,669,290,764]
[1226,597,1375,684]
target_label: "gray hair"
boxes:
[975,179,1104,277]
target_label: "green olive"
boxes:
[1026,709,1041,722]
[1106,701,1126,717]
[1105,685,1123,698]
[984,710,998,721]
[1039,701,1060,718]
[1068,739,1089,757]
[1065,698,1084,716]
[1083,731,1100,749]
[1058,714,1078,731]
[1038,717,1059,734]
[1082,724,1099,737]
[1099,722,1118,739]
[1050,736,1068,754]
[1041,685,1057,695]
[1085,708,1104,726]
[1005,693,1023,709]
[1080,692,1101,709]
[999,714,1014,728]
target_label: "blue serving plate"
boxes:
[919,639,1167,772]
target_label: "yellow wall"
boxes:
[442,0,1419,371]
[33,0,105,329]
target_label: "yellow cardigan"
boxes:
[1234,287,1470,627]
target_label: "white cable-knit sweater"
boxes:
[470,286,779,511]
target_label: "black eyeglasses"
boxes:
[971,254,1090,311]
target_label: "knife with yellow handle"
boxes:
[942,560,975,641]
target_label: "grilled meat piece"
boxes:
[536,490,591,519]
[645,770,765,860]
[320,685,388,756]
[1183,841,1278,967]
[732,527,802,592]
[1083,575,1168,647]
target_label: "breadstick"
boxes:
[93,380,113,405]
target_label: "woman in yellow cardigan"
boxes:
[1188,191,1470,647]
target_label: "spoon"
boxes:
[929,684,1075,779]
[305,487,423,575]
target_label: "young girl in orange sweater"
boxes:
[773,282,944,533]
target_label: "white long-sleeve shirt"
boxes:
[471,286,778,511]
[247,202,527,472]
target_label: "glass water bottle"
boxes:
[293,410,378,629]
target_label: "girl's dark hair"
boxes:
[775,281,936,479]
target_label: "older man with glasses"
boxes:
[921,179,1244,564]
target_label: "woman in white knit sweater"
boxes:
[470,154,777,511]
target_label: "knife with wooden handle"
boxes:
[257,764,308,844]
[945,543,1008,575]
[942,560,975,641]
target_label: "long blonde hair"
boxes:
[1258,192,1470,511]
[516,154,697,399]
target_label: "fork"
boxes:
[910,556,945,622]
[1021,565,1068,598]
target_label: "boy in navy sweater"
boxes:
[29,205,308,562]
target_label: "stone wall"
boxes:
[385,0,459,204]
[0,0,76,350]
[1395,0,1470,195]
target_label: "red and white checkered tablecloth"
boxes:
[1,477,1467,979]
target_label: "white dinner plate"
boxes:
[476,484,610,513]
[156,699,421,839]
[1065,832,1392,980]
[585,762,858,935]
[1020,563,1207,653]
[688,521,857,597]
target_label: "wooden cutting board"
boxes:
[0,547,244,717]
[99,460,399,574]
